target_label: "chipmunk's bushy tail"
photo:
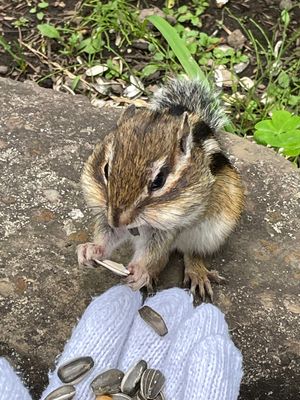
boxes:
[151,77,228,131]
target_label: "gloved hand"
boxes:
[0,286,243,400]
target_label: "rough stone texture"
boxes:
[0,78,299,399]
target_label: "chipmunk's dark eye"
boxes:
[104,163,109,180]
[150,166,169,192]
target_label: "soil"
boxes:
[0,0,299,89]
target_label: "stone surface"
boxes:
[0,78,299,399]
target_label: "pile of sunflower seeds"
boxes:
[44,306,167,400]
[44,358,165,400]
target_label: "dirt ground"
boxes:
[0,0,299,87]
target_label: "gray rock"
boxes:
[0,77,299,400]
[227,29,246,49]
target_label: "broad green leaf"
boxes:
[37,23,60,39]
[283,146,300,157]
[147,15,207,82]
[272,110,300,131]
[254,119,274,133]
[178,5,188,14]
[255,124,300,148]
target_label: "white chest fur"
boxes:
[173,214,234,256]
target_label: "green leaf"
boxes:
[283,146,300,157]
[37,23,60,39]
[281,9,290,26]
[38,2,49,8]
[254,110,300,152]
[278,71,290,89]
[78,37,102,54]
[71,75,81,91]
[36,12,45,20]
[153,52,164,61]
[29,7,37,13]
[272,110,300,131]
[147,15,207,82]
[177,5,188,14]
[142,64,159,77]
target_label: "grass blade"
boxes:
[147,15,207,84]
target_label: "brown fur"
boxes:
[79,101,244,297]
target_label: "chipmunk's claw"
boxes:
[125,264,152,291]
[184,269,225,302]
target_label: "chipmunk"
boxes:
[77,77,244,299]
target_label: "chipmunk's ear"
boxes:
[117,104,136,127]
[178,111,194,155]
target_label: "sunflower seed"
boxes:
[121,360,147,396]
[93,259,130,277]
[112,394,132,399]
[57,356,94,384]
[91,369,124,396]
[138,306,168,336]
[85,65,108,76]
[154,393,165,400]
[140,369,165,399]
[44,385,76,400]
[133,391,146,400]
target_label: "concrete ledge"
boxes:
[0,78,299,399]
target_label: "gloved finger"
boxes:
[42,285,141,400]
[0,357,32,400]
[162,303,230,400]
[118,288,194,372]
[183,335,243,400]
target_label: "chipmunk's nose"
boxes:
[107,206,132,228]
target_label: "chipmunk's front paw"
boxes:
[77,242,106,266]
[125,264,152,291]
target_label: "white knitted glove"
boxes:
[0,286,242,400]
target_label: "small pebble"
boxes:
[279,0,292,10]
[227,29,246,50]
[0,65,8,74]
[43,189,60,203]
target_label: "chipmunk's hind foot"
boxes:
[183,254,225,302]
